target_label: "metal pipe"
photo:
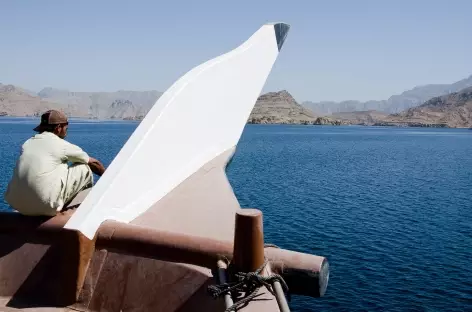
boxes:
[216,260,234,309]
[273,281,291,312]
[0,211,329,298]
[265,264,291,312]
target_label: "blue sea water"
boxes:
[0,118,471,311]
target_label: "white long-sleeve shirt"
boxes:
[4,131,90,216]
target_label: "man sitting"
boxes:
[4,110,106,216]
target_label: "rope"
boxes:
[207,257,289,312]
[262,243,280,249]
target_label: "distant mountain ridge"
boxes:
[37,87,163,119]
[332,86,472,128]
[383,86,472,128]
[331,110,390,125]
[0,84,63,117]
[303,74,472,115]
[0,84,338,124]
[2,78,471,127]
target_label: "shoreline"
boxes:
[1,115,468,129]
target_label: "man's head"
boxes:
[33,110,69,139]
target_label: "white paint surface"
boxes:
[64,23,285,239]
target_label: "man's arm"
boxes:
[64,142,90,164]
[88,157,106,176]
[63,141,106,176]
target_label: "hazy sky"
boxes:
[1,0,471,102]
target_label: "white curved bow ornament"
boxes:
[65,23,290,240]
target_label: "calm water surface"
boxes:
[1,118,471,311]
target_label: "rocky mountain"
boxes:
[248,90,317,124]
[331,110,390,125]
[248,90,348,125]
[0,85,162,119]
[37,88,163,119]
[0,84,64,117]
[2,84,331,124]
[303,75,472,115]
[381,86,472,128]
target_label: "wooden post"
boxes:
[232,209,292,312]
[232,209,265,273]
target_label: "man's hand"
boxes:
[88,157,106,176]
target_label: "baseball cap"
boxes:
[33,110,69,132]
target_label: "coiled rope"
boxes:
[207,255,290,311]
